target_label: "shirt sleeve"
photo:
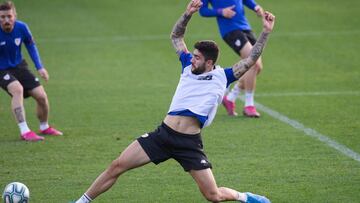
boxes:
[179,51,192,73]
[199,0,223,17]
[23,24,43,70]
[224,68,237,87]
[243,0,257,10]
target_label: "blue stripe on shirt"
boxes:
[168,109,208,128]
[224,68,237,87]
[179,51,192,72]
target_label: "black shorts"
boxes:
[223,29,257,55]
[137,122,212,172]
[0,60,40,98]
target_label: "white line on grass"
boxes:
[38,30,360,43]
[255,91,360,97]
[238,97,360,163]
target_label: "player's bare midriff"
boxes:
[163,115,201,135]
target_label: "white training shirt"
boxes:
[167,52,236,128]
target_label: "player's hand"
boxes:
[262,11,275,33]
[38,68,49,82]
[254,5,264,17]
[186,0,202,15]
[222,5,236,18]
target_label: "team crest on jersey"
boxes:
[14,38,21,46]
[0,41,5,46]
[198,75,213,80]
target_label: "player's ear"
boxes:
[206,59,214,67]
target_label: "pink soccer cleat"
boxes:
[243,106,260,118]
[39,126,63,136]
[21,131,45,141]
[222,96,238,116]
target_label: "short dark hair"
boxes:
[0,1,15,12]
[194,40,219,64]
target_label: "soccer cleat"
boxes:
[222,96,238,116]
[246,192,271,203]
[243,106,260,118]
[21,131,45,141]
[39,126,63,136]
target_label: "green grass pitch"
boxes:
[1,0,359,202]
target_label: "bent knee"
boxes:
[8,82,23,97]
[36,94,48,105]
[108,158,128,176]
[31,89,48,105]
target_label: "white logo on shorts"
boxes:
[200,159,207,164]
[3,74,10,80]
[235,39,241,47]
[141,133,149,138]
[35,77,39,82]
[15,38,21,46]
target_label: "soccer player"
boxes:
[199,0,265,117]
[0,1,62,141]
[73,0,275,202]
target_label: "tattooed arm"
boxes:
[170,0,203,55]
[232,11,276,79]
[170,12,191,55]
[232,32,270,78]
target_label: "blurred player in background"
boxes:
[73,0,275,202]
[200,0,264,117]
[0,1,62,141]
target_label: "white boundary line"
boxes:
[239,97,360,163]
[38,30,360,43]
[255,91,360,97]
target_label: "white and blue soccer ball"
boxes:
[2,182,29,203]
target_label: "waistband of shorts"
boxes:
[2,59,27,70]
[161,122,201,138]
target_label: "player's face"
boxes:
[191,49,207,75]
[0,9,16,33]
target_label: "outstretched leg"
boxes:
[76,140,151,202]
[189,168,270,203]
[189,168,243,202]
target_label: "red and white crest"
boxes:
[14,38,21,46]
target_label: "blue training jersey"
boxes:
[199,0,258,37]
[0,21,43,70]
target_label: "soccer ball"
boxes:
[2,182,30,203]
